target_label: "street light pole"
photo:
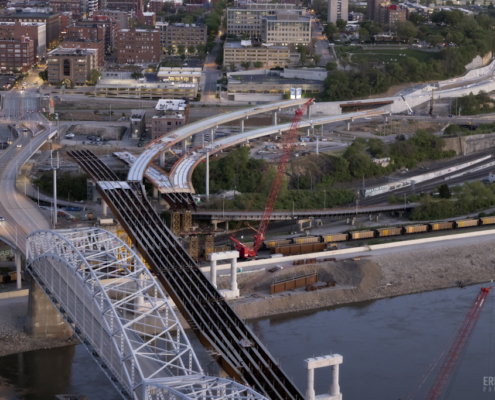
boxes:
[68,190,72,208]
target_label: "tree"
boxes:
[311,38,317,47]
[395,21,418,40]
[38,69,48,81]
[88,69,102,85]
[221,65,228,72]
[131,71,144,80]
[240,61,251,70]
[358,27,369,40]
[229,62,236,71]
[427,34,444,47]
[197,51,206,60]
[325,61,337,71]
[297,43,307,65]
[324,22,338,37]
[12,67,19,74]
[177,44,185,55]
[336,19,347,31]
[167,45,175,55]
[313,53,322,65]
[187,45,196,54]
[253,61,263,68]
[196,43,206,53]
[439,184,451,199]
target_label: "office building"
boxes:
[93,10,130,29]
[224,41,296,66]
[46,47,98,84]
[137,10,155,26]
[327,0,348,24]
[60,11,73,36]
[69,17,119,51]
[155,22,206,52]
[152,99,189,139]
[0,36,34,72]
[261,13,311,45]
[116,28,160,63]
[61,38,104,65]
[227,3,305,38]
[105,0,142,12]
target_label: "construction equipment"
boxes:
[401,95,415,115]
[425,286,492,400]
[429,89,434,116]
[230,99,312,258]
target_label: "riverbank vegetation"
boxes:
[33,171,88,201]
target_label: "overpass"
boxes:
[69,149,306,400]
[114,109,389,209]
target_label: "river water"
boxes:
[2,283,495,400]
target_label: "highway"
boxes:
[0,87,56,253]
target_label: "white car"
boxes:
[16,144,22,148]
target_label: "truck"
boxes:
[300,137,310,143]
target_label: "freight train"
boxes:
[262,216,495,248]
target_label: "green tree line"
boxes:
[33,171,88,201]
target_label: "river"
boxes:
[2,283,495,399]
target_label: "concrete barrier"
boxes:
[200,228,495,274]
[0,288,29,299]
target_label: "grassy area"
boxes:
[350,49,442,64]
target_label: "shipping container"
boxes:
[429,222,454,231]
[404,224,428,234]
[321,233,347,243]
[349,230,374,240]
[271,242,325,255]
[264,239,292,248]
[455,219,479,228]
[376,227,402,237]
[480,217,495,226]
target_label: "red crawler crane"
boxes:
[230,99,313,259]
[426,286,493,400]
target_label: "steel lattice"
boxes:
[26,228,268,400]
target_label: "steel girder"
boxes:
[26,228,267,400]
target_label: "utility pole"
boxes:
[52,151,59,227]
[206,150,209,201]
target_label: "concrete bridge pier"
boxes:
[305,354,343,400]
[182,139,187,151]
[208,251,239,299]
[272,111,278,126]
[351,217,356,225]
[240,117,248,133]
[102,200,107,216]
[376,213,380,221]
[153,186,158,199]
[347,121,351,131]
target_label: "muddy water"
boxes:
[2,283,495,399]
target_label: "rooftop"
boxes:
[155,99,188,111]
[263,14,311,21]
[0,21,45,26]
[130,109,145,120]
[96,79,196,89]
[119,28,159,32]
[224,41,289,50]
[48,47,97,56]
[228,74,322,85]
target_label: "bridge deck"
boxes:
[69,149,304,400]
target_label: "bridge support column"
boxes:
[160,152,165,168]
[102,200,107,216]
[351,217,355,225]
[369,214,372,221]
[171,211,180,235]
[15,249,21,289]
[307,104,312,119]
[182,139,187,151]
[376,213,380,221]
[24,277,73,339]
[347,121,351,131]
[240,119,245,133]
[272,111,278,126]
[305,354,343,400]
[210,259,217,287]
[206,151,210,201]
[307,128,310,136]
[153,186,158,199]
[306,368,315,400]
[181,211,192,232]
[230,256,238,293]
[225,221,228,231]
[189,235,198,262]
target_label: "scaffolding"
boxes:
[189,235,199,262]
[171,210,181,235]
[182,210,192,232]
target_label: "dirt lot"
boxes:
[67,124,126,140]
[357,119,447,136]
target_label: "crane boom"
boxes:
[231,99,312,258]
[426,286,493,400]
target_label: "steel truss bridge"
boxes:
[26,227,271,400]
[66,149,304,400]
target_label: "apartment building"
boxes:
[47,47,98,84]
[0,36,34,72]
[227,3,304,38]
[61,37,104,65]
[261,13,311,46]
[378,4,407,24]
[70,17,119,51]
[0,11,60,43]
[93,9,130,29]
[152,98,189,139]
[60,11,72,36]
[155,22,206,51]
[148,0,164,13]
[327,0,348,23]
[224,41,294,67]
[116,28,160,63]
[0,21,46,57]
[348,11,364,21]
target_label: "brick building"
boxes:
[60,11,73,36]
[348,11,364,22]
[68,17,119,52]
[47,47,98,85]
[185,4,203,13]
[0,11,60,43]
[116,28,160,63]
[152,98,189,139]
[0,36,34,72]
[378,4,407,24]
[49,0,81,14]
[137,10,155,27]
[106,0,142,12]
[148,0,164,13]
[61,38,104,65]
[0,21,46,58]
[93,9,130,29]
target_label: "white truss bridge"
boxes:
[26,227,268,400]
